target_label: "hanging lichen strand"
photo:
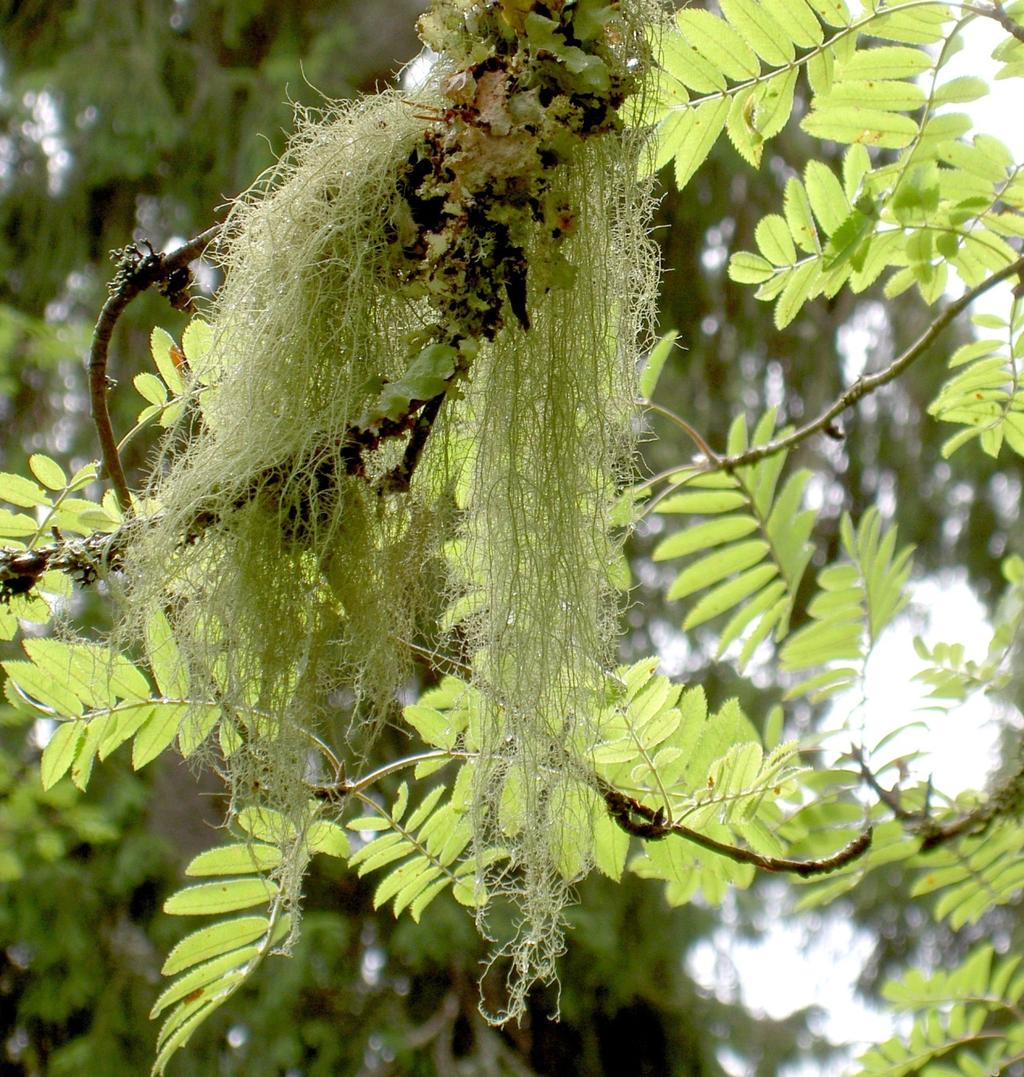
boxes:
[120,0,659,1008]
[416,2,659,1016]
[459,143,660,1015]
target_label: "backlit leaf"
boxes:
[162,916,273,976]
[163,878,277,916]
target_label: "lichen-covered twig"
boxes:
[89,226,222,511]
[597,777,873,876]
[0,524,131,603]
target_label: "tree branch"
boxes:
[89,226,222,512]
[597,777,873,877]
[382,389,450,493]
[0,524,131,604]
[306,734,872,879]
[853,744,1024,854]
[714,254,1024,472]
[969,1,1024,44]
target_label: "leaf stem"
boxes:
[639,401,720,463]
[310,749,471,801]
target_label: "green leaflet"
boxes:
[674,9,760,81]
[773,260,822,328]
[2,638,199,787]
[176,704,221,759]
[653,410,815,667]
[150,945,260,1018]
[838,44,933,80]
[16,640,152,708]
[133,702,190,770]
[357,342,458,427]
[913,554,1024,704]
[40,721,84,790]
[911,823,1024,929]
[720,0,794,65]
[784,176,819,253]
[781,508,913,701]
[667,539,771,600]
[185,843,285,876]
[755,214,797,265]
[0,471,50,508]
[929,303,1024,460]
[761,0,823,47]
[235,805,299,843]
[28,453,66,491]
[639,329,680,399]
[670,97,730,190]
[0,508,37,537]
[657,489,748,514]
[653,514,759,560]
[145,612,189,698]
[150,327,185,396]
[4,658,83,715]
[804,159,851,234]
[155,842,291,1075]
[813,79,927,113]
[856,945,1024,1076]
[162,916,274,976]
[801,107,918,149]
[346,774,490,921]
[163,878,278,916]
[134,372,167,406]
[869,2,952,46]
[306,819,351,858]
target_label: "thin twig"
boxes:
[309,749,470,803]
[969,0,1024,43]
[852,744,923,823]
[853,744,1023,853]
[917,810,993,851]
[89,225,222,511]
[713,254,1024,472]
[403,993,460,1051]
[640,400,721,463]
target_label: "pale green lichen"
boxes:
[453,130,659,1020]
[120,91,450,830]
[416,0,663,1019]
[119,0,663,1018]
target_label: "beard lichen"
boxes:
[453,131,659,1018]
[121,0,662,1018]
